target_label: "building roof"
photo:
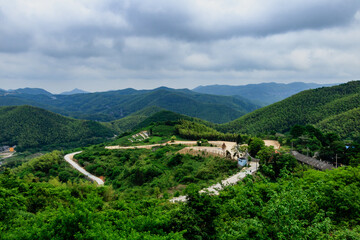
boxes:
[291,151,334,171]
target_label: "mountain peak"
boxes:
[60,88,89,95]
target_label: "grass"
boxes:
[149,136,163,143]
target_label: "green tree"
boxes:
[248,137,265,157]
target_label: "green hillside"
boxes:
[2,153,360,239]
[220,81,360,136]
[75,145,238,198]
[317,107,360,140]
[0,105,115,151]
[134,110,194,130]
[0,87,260,123]
[107,106,164,133]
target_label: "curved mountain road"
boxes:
[64,151,104,185]
[170,161,258,202]
[106,140,258,202]
[65,140,275,194]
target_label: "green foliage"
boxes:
[0,87,260,123]
[176,120,248,142]
[0,105,115,151]
[218,167,360,239]
[152,124,176,137]
[170,184,219,239]
[0,171,184,239]
[1,152,360,239]
[317,107,360,140]
[13,151,83,182]
[75,145,238,198]
[220,81,360,139]
[287,124,360,166]
[109,106,164,133]
[135,110,192,130]
[248,137,265,157]
[257,147,298,179]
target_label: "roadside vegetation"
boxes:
[1,151,360,239]
[76,145,238,199]
[1,82,360,238]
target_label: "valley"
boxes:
[2,2,360,238]
[0,81,360,239]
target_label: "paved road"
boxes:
[170,161,258,202]
[106,140,258,202]
[64,151,104,185]
[106,140,237,150]
[0,152,15,160]
[105,141,198,149]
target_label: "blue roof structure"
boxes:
[238,158,247,167]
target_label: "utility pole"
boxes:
[307,147,309,157]
[336,154,338,168]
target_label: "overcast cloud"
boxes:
[0,0,360,93]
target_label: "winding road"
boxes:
[170,161,258,202]
[64,151,104,185]
[107,140,258,202]
[64,140,275,195]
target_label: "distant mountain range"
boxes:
[1,81,359,152]
[193,82,337,105]
[0,87,260,123]
[0,88,89,96]
[6,88,53,96]
[219,81,360,140]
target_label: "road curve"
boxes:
[170,161,258,203]
[64,151,104,185]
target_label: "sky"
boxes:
[1,0,360,93]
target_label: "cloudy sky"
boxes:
[1,0,360,93]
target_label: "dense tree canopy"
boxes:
[0,106,115,151]
[219,81,360,139]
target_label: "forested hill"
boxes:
[219,81,360,138]
[107,106,165,133]
[0,105,115,151]
[0,87,260,123]
[193,82,335,105]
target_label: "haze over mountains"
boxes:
[3,88,53,96]
[0,86,260,123]
[60,88,89,95]
[193,82,336,105]
[0,82,336,123]
[1,80,358,152]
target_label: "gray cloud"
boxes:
[123,0,360,40]
[0,0,360,93]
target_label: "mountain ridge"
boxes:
[193,82,337,105]
[0,87,260,123]
[219,81,360,139]
[60,88,89,95]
